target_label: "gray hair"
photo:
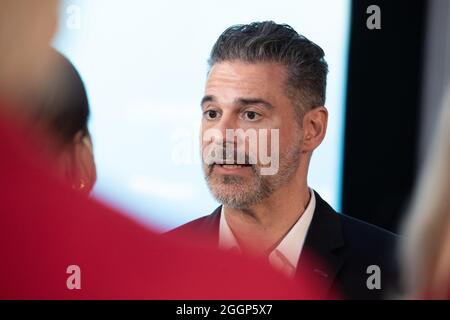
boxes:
[208,21,328,119]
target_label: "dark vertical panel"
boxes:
[342,0,427,233]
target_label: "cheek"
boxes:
[200,126,211,147]
[200,139,216,164]
[279,128,301,152]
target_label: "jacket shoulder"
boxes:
[338,213,398,247]
[165,206,222,242]
[166,215,212,236]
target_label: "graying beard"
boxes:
[203,141,301,209]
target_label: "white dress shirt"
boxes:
[219,189,316,278]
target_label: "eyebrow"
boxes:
[236,98,274,110]
[201,95,215,107]
[200,95,275,110]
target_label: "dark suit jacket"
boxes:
[168,191,400,299]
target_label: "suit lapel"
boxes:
[199,206,222,246]
[296,191,345,299]
[207,197,345,298]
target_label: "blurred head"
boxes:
[30,50,96,194]
[402,86,450,299]
[201,21,328,209]
[0,0,59,107]
[0,1,94,193]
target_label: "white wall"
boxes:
[54,0,351,230]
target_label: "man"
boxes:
[169,21,399,299]
[0,2,304,299]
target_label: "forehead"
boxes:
[205,61,288,100]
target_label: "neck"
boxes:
[223,168,311,256]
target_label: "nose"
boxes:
[209,111,239,145]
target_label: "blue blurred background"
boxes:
[53,0,351,231]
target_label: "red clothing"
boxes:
[0,114,317,299]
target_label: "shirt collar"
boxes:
[219,189,316,277]
[218,205,240,251]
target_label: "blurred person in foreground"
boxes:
[0,0,313,299]
[169,21,399,299]
[401,87,450,300]
[28,49,96,194]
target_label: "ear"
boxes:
[70,131,97,193]
[301,106,328,152]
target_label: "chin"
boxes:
[209,185,258,208]
[211,182,246,196]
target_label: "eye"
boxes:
[242,111,261,121]
[203,109,220,120]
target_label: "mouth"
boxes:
[211,163,253,175]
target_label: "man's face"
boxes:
[201,61,304,209]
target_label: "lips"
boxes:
[219,164,251,168]
[211,163,253,176]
